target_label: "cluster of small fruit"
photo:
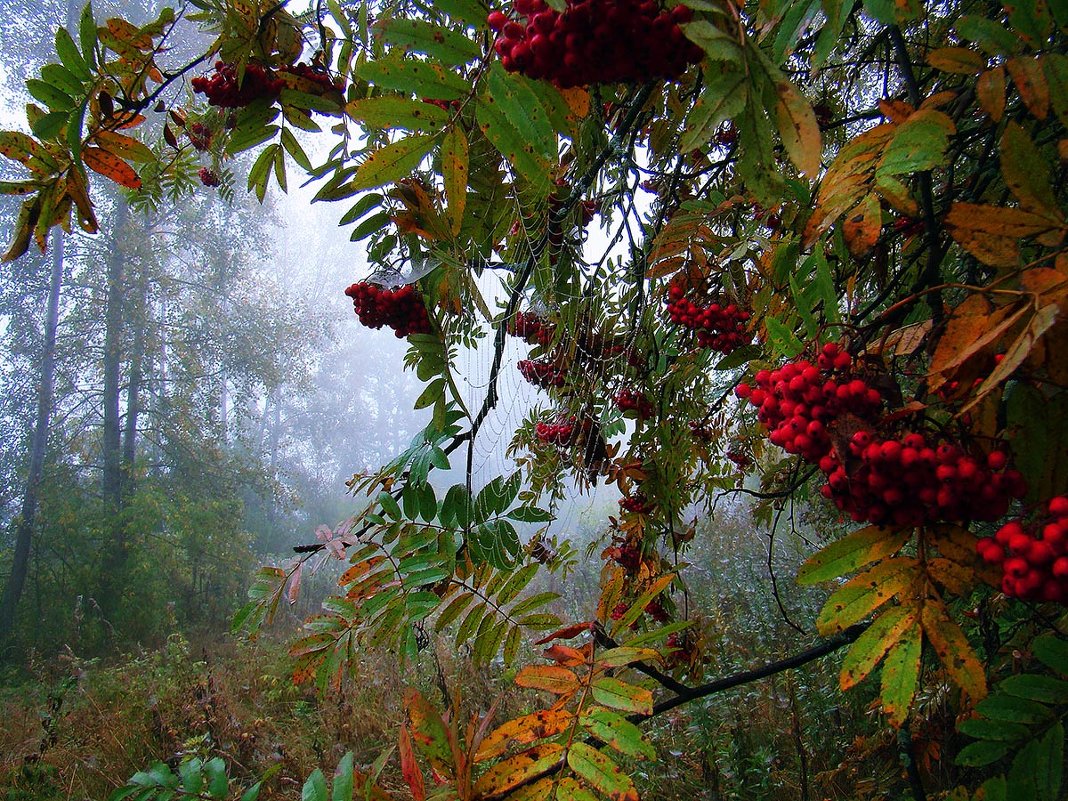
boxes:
[614,388,653,418]
[736,343,1025,526]
[187,122,213,151]
[343,282,433,338]
[618,492,652,514]
[535,417,577,445]
[665,284,751,354]
[977,496,1068,603]
[519,358,567,388]
[820,433,1024,527]
[609,597,669,624]
[198,168,220,187]
[192,61,285,108]
[508,311,555,346]
[487,0,702,87]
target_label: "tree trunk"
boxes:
[97,199,129,620]
[122,266,146,498]
[0,231,64,648]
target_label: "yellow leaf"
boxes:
[921,599,987,701]
[474,709,573,762]
[775,79,821,178]
[928,47,985,74]
[880,621,922,727]
[842,193,882,256]
[471,744,564,798]
[977,67,1007,122]
[839,605,918,690]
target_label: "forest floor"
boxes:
[0,628,907,801]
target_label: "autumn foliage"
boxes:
[3,0,1068,799]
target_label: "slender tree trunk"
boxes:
[0,232,65,648]
[122,269,146,498]
[97,200,129,620]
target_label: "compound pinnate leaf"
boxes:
[797,525,910,585]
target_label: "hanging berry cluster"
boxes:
[618,492,652,514]
[192,61,284,108]
[978,497,1068,603]
[535,417,577,445]
[519,358,567,388]
[736,343,1025,527]
[198,168,220,187]
[343,282,433,338]
[614,388,653,418]
[508,311,555,346]
[666,284,751,354]
[487,0,703,88]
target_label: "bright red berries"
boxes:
[665,284,751,354]
[198,167,220,187]
[343,281,432,338]
[736,342,1025,527]
[536,417,577,445]
[192,61,284,108]
[614,388,653,418]
[618,492,652,514]
[519,358,566,388]
[488,0,703,87]
[508,311,555,346]
[978,497,1068,603]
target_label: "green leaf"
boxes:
[956,14,1020,56]
[1032,635,1068,677]
[31,111,68,141]
[351,211,391,241]
[204,758,227,799]
[338,193,383,226]
[303,769,328,801]
[956,739,1013,767]
[566,743,638,801]
[958,717,1030,742]
[358,56,469,100]
[1000,121,1061,218]
[838,605,917,690]
[1001,674,1068,704]
[875,110,954,178]
[56,27,91,81]
[579,708,656,759]
[880,621,922,726]
[681,21,744,63]
[506,505,552,523]
[590,677,653,715]
[976,694,1053,725]
[476,66,553,189]
[797,525,910,585]
[346,96,449,133]
[26,79,74,112]
[816,558,917,635]
[679,69,747,153]
[281,127,312,171]
[764,316,805,358]
[80,3,98,68]
[41,64,85,98]
[377,18,481,65]
[1008,722,1063,801]
[352,135,435,191]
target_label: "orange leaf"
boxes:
[842,193,882,256]
[514,665,580,695]
[474,709,573,762]
[534,621,593,645]
[471,744,564,798]
[944,202,1063,266]
[82,146,141,189]
[1007,56,1050,120]
[928,47,984,74]
[977,67,1007,122]
[928,294,1028,390]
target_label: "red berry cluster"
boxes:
[487,0,703,88]
[614,388,653,418]
[978,497,1068,603]
[666,285,751,354]
[535,417,577,445]
[604,537,642,572]
[618,492,652,514]
[508,311,555,346]
[198,168,220,187]
[188,122,212,151]
[519,358,566,388]
[343,282,433,338]
[191,61,284,108]
[735,343,1025,527]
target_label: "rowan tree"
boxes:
[2,0,1067,798]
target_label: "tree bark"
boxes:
[0,231,65,647]
[97,199,129,621]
